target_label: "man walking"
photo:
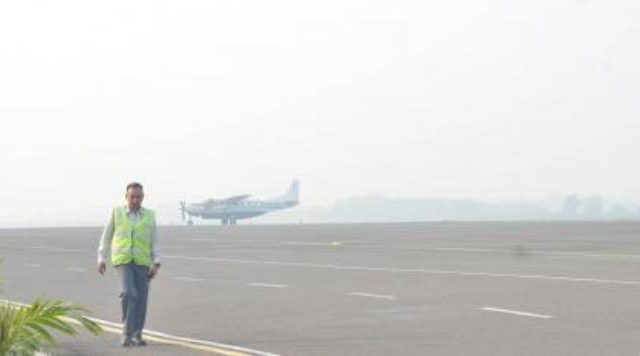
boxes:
[97,182,161,347]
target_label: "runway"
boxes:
[2,222,640,355]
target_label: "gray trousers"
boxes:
[116,263,150,338]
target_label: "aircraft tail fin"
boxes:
[273,179,299,203]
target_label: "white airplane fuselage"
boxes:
[186,200,297,220]
[181,180,299,225]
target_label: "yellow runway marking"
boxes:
[1,299,276,356]
[71,321,249,355]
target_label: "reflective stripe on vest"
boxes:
[110,206,155,267]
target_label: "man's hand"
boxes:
[148,264,160,279]
[97,262,106,275]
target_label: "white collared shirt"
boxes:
[97,205,160,265]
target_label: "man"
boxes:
[97,182,161,347]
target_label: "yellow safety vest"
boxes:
[110,206,155,267]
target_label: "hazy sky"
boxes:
[1,0,639,226]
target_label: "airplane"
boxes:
[180,180,299,225]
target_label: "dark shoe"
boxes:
[121,336,133,347]
[132,337,148,346]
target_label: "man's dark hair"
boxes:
[126,182,144,191]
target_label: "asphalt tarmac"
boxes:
[2,222,640,355]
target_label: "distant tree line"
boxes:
[281,195,640,223]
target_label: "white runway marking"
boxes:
[377,246,499,253]
[284,241,343,246]
[173,276,205,282]
[22,246,82,253]
[5,243,640,260]
[546,251,640,259]
[480,307,553,319]
[66,267,86,272]
[361,244,500,253]
[349,292,397,300]
[359,244,640,260]
[185,238,257,243]
[24,263,41,268]
[54,248,81,252]
[430,247,497,253]
[164,254,640,286]
[248,283,288,288]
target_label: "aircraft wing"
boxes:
[202,198,219,207]
[220,194,251,205]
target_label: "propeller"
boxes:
[180,200,186,222]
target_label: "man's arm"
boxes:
[150,220,160,265]
[97,209,115,274]
[148,217,161,279]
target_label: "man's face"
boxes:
[126,187,144,211]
